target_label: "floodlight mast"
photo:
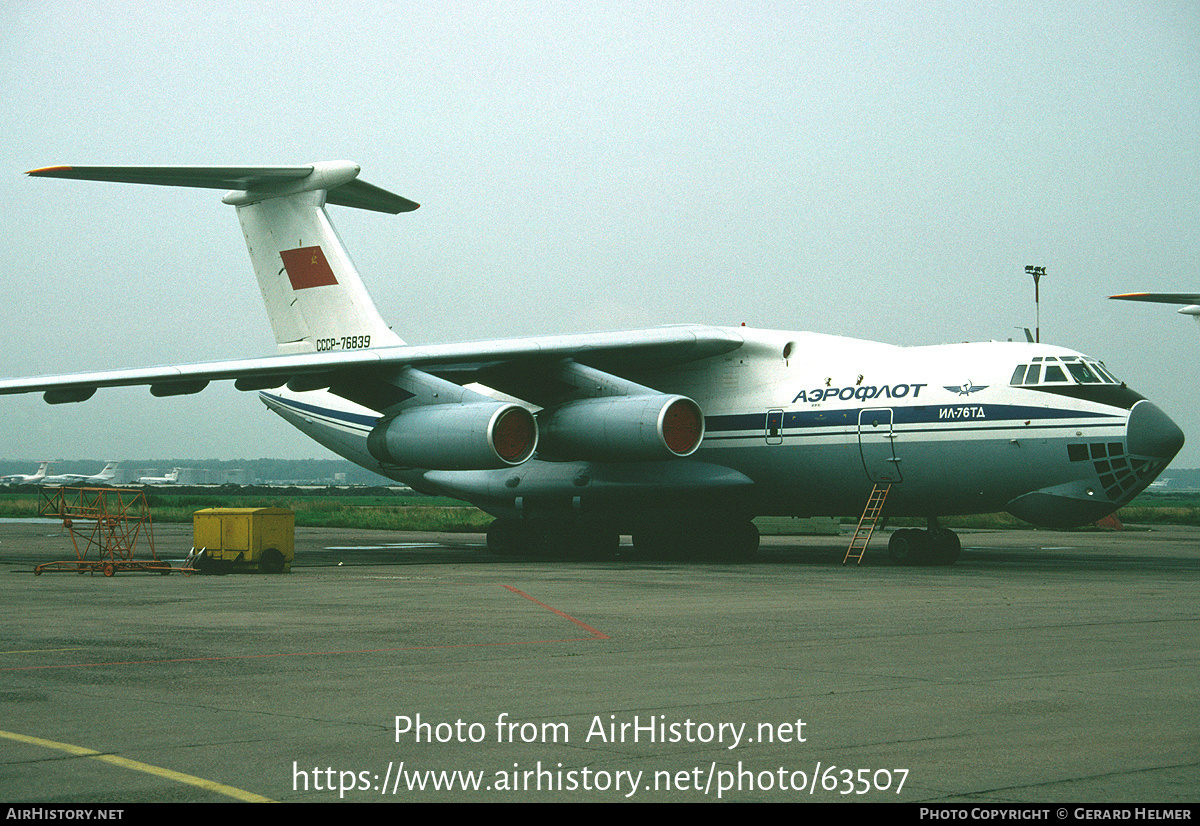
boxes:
[1025,265,1046,343]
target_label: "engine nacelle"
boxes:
[367,402,537,470]
[537,395,704,461]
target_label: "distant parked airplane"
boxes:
[40,461,122,486]
[0,461,52,485]
[136,468,179,485]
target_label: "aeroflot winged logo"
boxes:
[280,246,339,290]
[945,381,988,396]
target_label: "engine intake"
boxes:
[537,395,704,461]
[367,402,537,470]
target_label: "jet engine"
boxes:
[537,394,704,461]
[367,402,537,470]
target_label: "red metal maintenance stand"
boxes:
[34,487,186,576]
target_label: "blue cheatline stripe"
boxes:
[706,404,1116,433]
[702,422,1118,443]
[260,392,379,430]
[704,404,1122,442]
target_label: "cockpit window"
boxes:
[1010,357,1120,387]
[1065,361,1100,383]
[1007,356,1141,408]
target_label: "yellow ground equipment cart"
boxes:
[191,508,294,574]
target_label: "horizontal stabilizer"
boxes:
[27,163,419,214]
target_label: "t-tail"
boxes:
[28,161,418,355]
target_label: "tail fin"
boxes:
[28,161,417,354]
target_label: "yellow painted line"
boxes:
[0,648,84,655]
[0,729,274,802]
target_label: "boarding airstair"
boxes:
[843,483,891,566]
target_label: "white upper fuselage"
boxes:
[260,326,1165,529]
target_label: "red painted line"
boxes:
[1,584,610,671]
[500,584,611,639]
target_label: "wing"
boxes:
[0,326,745,409]
[1111,292,1200,318]
[1110,292,1200,305]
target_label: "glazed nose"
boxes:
[1126,400,1185,461]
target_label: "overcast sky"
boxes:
[1,1,1198,467]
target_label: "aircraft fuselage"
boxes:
[261,328,1181,534]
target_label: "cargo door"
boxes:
[858,407,902,483]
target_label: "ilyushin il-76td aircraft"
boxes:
[1,162,1184,564]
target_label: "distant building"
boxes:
[222,468,254,485]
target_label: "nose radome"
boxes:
[1127,400,1185,461]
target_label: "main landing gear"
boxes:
[486,517,760,561]
[630,519,759,562]
[887,518,961,566]
[487,519,620,560]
